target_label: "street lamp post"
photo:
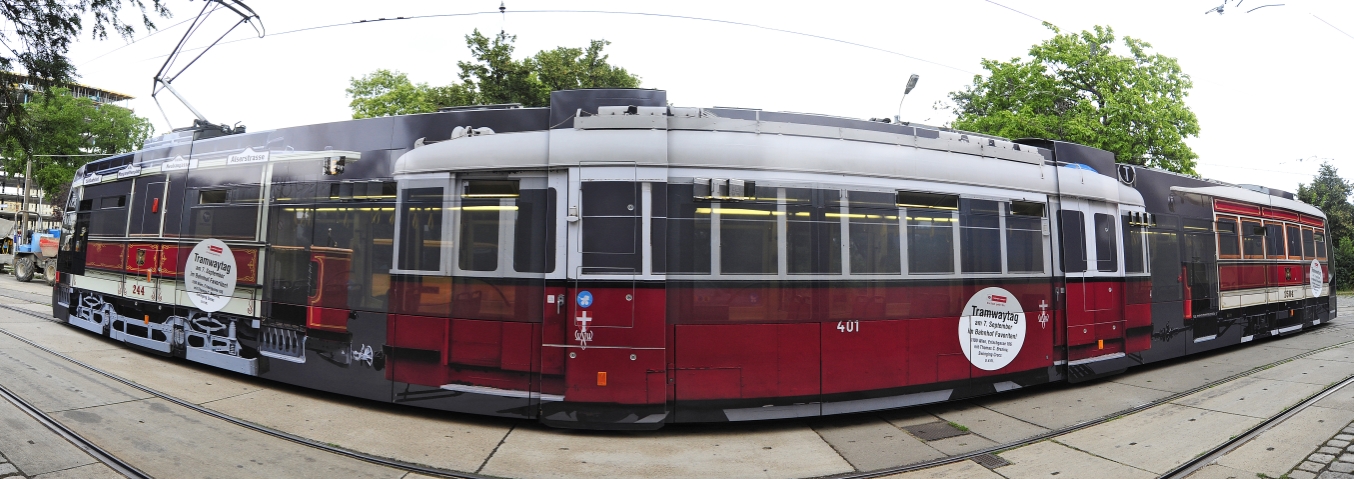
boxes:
[894,74,920,124]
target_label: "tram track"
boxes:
[0,294,1348,478]
[0,380,151,479]
[835,323,1354,478]
[0,301,489,479]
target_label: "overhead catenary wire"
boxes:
[981,0,1051,25]
[128,8,977,75]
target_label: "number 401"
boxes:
[837,320,859,333]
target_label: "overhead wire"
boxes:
[122,8,977,74]
[78,16,196,67]
[1312,14,1354,41]
[981,0,1050,25]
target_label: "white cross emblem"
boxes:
[1038,300,1050,329]
[574,311,594,350]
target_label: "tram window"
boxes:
[1286,225,1302,259]
[99,196,126,209]
[581,182,641,273]
[1303,229,1316,260]
[960,199,1001,273]
[1315,232,1327,260]
[1123,216,1147,274]
[189,186,260,240]
[896,191,958,210]
[1149,230,1182,302]
[908,210,954,274]
[1265,224,1284,258]
[458,199,501,272]
[199,189,228,204]
[1242,221,1264,259]
[397,187,444,271]
[1216,218,1240,259]
[513,188,556,273]
[1058,210,1086,273]
[848,207,901,274]
[786,188,842,275]
[720,203,778,274]
[1094,213,1118,272]
[664,184,711,274]
[1006,202,1044,273]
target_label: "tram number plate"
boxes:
[836,320,859,333]
[132,285,146,296]
[1283,290,1294,299]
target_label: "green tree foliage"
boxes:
[347,30,640,118]
[1,88,155,202]
[0,0,168,159]
[948,25,1201,175]
[1297,162,1354,289]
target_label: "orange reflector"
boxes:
[1098,339,1104,350]
[151,197,159,213]
[597,372,607,386]
[143,315,150,325]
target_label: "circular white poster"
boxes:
[185,239,237,313]
[1311,258,1323,298]
[958,287,1027,371]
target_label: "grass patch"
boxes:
[947,421,969,432]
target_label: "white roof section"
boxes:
[1171,185,1324,218]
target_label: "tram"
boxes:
[52,88,1336,429]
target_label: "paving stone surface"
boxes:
[1286,417,1354,479]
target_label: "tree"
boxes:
[947,24,1201,175]
[0,0,168,165]
[1297,161,1354,288]
[1,87,155,203]
[347,30,640,118]
[346,69,439,119]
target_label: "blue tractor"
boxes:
[1,227,60,284]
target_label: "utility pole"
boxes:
[19,158,30,240]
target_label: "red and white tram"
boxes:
[53,89,1336,429]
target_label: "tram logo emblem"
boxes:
[988,294,1007,304]
[575,311,594,350]
[1038,300,1049,329]
[136,249,146,267]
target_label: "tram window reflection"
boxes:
[1242,221,1264,259]
[1123,217,1147,274]
[908,210,954,274]
[786,188,841,275]
[960,199,1000,273]
[1286,225,1302,259]
[1007,202,1045,273]
[458,199,501,272]
[1315,232,1327,260]
[664,184,711,274]
[188,186,259,240]
[846,208,900,274]
[1094,213,1117,272]
[1216,218,1240,259]
[1302,229,1315,260]
[720,204,778,274]
[397,187,444,271]
[1058,210,1086,273]
[581,181,641,273]
[1264,224,1284,258]
[513,188,556,273]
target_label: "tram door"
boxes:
[1059,198,1127,378]
[558,164,668,422]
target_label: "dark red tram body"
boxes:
[53,89,1336,429]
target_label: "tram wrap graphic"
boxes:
[50,88,1336,430]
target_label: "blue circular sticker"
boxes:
[576,291,594,308]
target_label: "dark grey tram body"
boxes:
[53,89,1335,430]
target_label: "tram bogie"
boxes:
[52,89,1335,429]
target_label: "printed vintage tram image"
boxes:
[52,89,1336,429]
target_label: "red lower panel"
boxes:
[674,323,819,401]
[564,347,662,404]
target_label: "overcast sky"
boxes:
[64,0,1354,193]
